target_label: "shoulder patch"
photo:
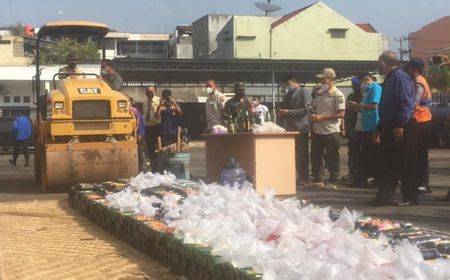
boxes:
[337,96,345,104]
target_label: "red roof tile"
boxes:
[271,3,316,29]
[356,23,377,33]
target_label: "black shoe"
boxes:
[396,200,419,207]
[8,159,16,166]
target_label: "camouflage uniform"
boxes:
[224,97,254,122]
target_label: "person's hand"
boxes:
[276,109,289,116]
[311,114,326,123]
[393,127,404,143]
[340,129,346,138]
[348,101,359,112]
[373,131,381,145]
[138,135,142,142]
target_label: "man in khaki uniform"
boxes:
[205,79,225,131]
[310,68,346,189]
[143,86,161,172]
[58,53,82,79]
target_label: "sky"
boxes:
[1,0,449,51]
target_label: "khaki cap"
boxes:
[316,68,336,79]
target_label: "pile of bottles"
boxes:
[225,111,254,133]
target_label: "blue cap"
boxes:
[351,77,360,86]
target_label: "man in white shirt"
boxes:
[205,79,225,131]
[252,96,270,124]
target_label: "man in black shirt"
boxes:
[276,78,311,186]
[101,60,123,91]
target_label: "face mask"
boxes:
[252,101,258,106]
[320,84,329,92]
[360,83,368,92]
[286,86,292,92]
[100,69,108,76]
[206,87,214,94]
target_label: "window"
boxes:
[150,41,165,54]
[3,96,11,103]
[118,41,137,55]
[137,42,151,54]
[329,28,348,39]
[24,96,31,103]
[13,96,21,103]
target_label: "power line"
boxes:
[395,36,411,62]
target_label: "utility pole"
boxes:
[395,36,411,62]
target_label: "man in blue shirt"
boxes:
[349,74,382,188]
[9,111,32,167]
[372,51,416,206]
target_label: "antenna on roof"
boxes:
[254,0,282,16]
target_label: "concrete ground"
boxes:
[0,141,449,278]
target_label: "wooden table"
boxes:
[204,132,299,195]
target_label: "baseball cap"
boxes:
[406,58,425,70]
[316,68,336,79]
[351,77,360,86]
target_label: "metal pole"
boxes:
[35,37,41,120]
[272,66,276,123]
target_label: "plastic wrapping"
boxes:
[103,171,450,280]
[252,121,286,133]
[212,125,228,134]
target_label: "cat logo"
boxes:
[78,88,101,94]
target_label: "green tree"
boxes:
[426,64,450,93]
[39,38,100,65]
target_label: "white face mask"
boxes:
[320,84,329,92]
[252,101,258,106]
[206,87,214,94]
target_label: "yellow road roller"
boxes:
[33,21,138,192]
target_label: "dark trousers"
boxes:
[295,133,309,183]
[12,140,30,163]
[311,132,340,183]
[347,131,360,177]
[376,127,402,203]
[400,122,419,201]
[417,121,432,186]
[355,130,378,187]
[145,125,160,172]
[376,123,419,203]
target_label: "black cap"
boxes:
[406,57,425,70]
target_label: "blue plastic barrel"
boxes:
[157,152,191,179]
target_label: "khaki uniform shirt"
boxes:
[311,86,345,135]
[143,96,161,126]
[58,66,82,79]
[205,90,225,129]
